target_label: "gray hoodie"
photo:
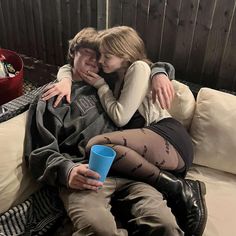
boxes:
[24,81,117,187]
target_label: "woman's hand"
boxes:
[79,70,103,86]
[68,164,103,190]
[151,73,175,109]
[42,77,72,107]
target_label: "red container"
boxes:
[0,48,24,105]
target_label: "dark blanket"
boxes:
[0,187,65,236]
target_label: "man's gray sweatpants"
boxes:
[60,177,183,236]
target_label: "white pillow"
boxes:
[190,88,236,174]
[0,111,40,214]
[168,80,196,129]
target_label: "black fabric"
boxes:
[146,118,193,175]
[123,111,145,129]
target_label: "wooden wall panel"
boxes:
[201,0,236,87]
[186,0,216,84]
[121,0,138,27]
[159,0,182,63]
[107,0,236,91]
[60,0,72,62]
[10,0,21,52]
[97,0,107,30]
[0,1,7,47]
[108,0,123,27]
[41,0,56,64]
[172,0,200,78]
[1,0,236,91]
[31,0,47,61]
[218,2,236,90]
[135,0,149,43]
[145,0,166,62]
[0,0,105,65]
[0,0,15,50]
[15,0,30,55]
[23,0,38,58]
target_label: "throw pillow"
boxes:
[190,88,236,174]
[0,111,40,214]
[168,80,196,129]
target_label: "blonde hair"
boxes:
[68,27,99,66]
[98,26,151,65]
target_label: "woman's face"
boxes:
[99,48,125,74]
[73,48,99,75]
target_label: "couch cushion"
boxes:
[0,111,40,214]
[190,88,236,174]
[187,165,236,236]
[168,80,196,129]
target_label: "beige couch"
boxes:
[0,83,236,236]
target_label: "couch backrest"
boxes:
[190,88,236,175]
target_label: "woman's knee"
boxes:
[86,134,106,150]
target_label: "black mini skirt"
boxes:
[146,117,193,176]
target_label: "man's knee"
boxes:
[71,207,119,236]
[152,214,184,236]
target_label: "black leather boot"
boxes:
[156,171,207,236]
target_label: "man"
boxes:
[24,28,183,235]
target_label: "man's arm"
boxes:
[24,97,102,190]
[151,62,175,109]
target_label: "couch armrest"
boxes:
[0,82,53,123]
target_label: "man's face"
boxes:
[73,48,99,75]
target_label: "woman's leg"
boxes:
[87,128,185,187]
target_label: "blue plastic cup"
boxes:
[88,145,116,182]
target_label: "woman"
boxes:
[82,26,207,236]
[44,26,207,236]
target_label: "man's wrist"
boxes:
[151,71,168,80]
[58,160,77,187]
[150,62,175,81]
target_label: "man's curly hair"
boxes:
[67,27,99,66]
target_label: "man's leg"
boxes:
[114,178,184,236]
[59,178,128,236]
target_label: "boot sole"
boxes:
[193,180,208,236]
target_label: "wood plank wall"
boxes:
[0,0,236,91]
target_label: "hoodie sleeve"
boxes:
[57,64,73,82]
[24,97,76,187]
[150,62,175,80]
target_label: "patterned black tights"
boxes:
[86,128,185,186]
